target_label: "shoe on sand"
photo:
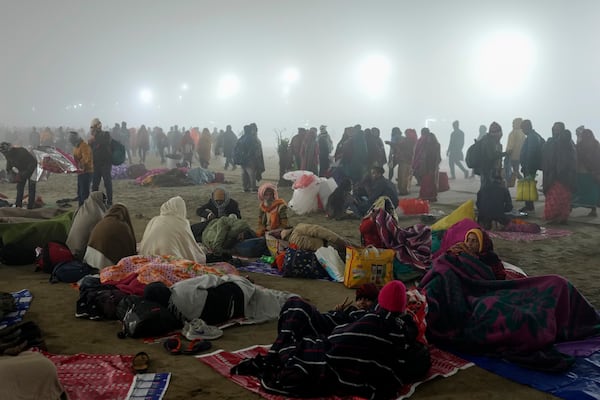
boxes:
[182,318,223,341]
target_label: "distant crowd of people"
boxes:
[1,117,599,227]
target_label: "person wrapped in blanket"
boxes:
[448,228,506,280]
[231,281,431,399]
[476,173,513,230]
[83,203,137,270]
[139,196,206,264]
[421,220,600,371]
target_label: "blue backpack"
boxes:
[50,260,95,283]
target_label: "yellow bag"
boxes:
[516,179,539,202]
[265,233,289,258]
[343,246,395,288]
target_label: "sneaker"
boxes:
[183,318,223,340]
[75,301,90,318]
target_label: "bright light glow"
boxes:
[473,31,535,95]
[216,75,240,99]
[282,67,300,84]
[181,83,189,91]
[139,89,153,104]
[356,54,391,98]
[281,67,300,98]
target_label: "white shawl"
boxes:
[139,196,206,263]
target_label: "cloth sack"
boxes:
[315,246,345,282]
[344,246,395,289]
[516,179,539,202]
[282,247,329,279]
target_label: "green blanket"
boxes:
[0,210,74,250]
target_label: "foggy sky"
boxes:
[2,0,600,147]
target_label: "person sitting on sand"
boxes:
[231,280,431,399]
[421,220,600,371]
[191,187,242,241]
[325,177,360,219]
[256,183,289,237]
[139,196,206,264]
[66,191,108,260]
[83,203,137,270]
[476,174,513,230]
[196,186,241,220]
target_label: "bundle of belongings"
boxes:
[0,320,47,356]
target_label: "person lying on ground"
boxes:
[231,280,431,399]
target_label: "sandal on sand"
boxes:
[181,339,212,355]
[163,336,182,355]
[132,352,150,373]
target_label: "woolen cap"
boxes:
[378,281,407,313]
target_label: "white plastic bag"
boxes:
[315,246,345,282]
[287,172,320,215]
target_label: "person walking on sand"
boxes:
[447,120,469,180]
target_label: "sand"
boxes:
[1,148,597,399]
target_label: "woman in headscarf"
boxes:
[83,203,137,270]
[412,128,441,201]
[447,227,506,280]
[421,220,600,370]
[139,196,206,263]
[572,128,600,217]
[66,191,108,260]
[542,124,577,224]
[256,183,289,237]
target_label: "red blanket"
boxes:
[197,344,472,400]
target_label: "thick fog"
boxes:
[1,0,600,149]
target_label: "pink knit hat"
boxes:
[378,281,407,313]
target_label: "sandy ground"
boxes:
[1,149,598,400]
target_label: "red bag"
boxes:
[35,241,75,273]
[399,198,430,215]
[438,171,450,192]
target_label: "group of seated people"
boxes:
[57,182,599,400]
[64,182,294,271]
[230,215,600,399]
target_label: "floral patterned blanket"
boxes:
[420,252,600,356]
[100,255,238,287]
